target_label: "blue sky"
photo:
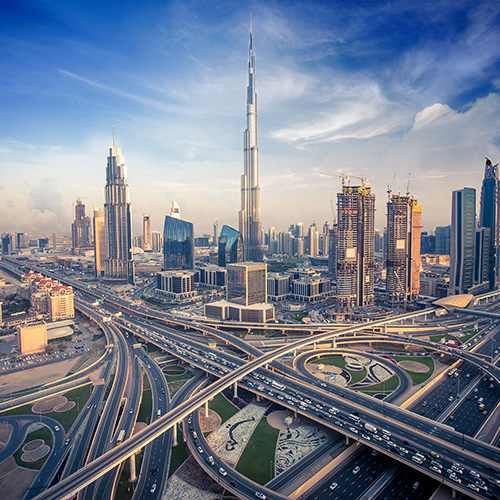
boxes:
[1,0,500,237]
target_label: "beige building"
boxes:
[17,323,47,355]
[49,285,75,321]
[93,208,105,277]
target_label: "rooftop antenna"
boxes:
[250,12,252,33]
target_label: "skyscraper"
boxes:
[336,183,376,308]
[386,194,422,306]
[308,222,319,257]
[450,187,476,295]
[479,157,500,289]
[72,199,92,254]
[93,208,105,277]
[238,27,264,261]
[104,138,134,284]
[227,262,267,306]
[163,214,194,271]
[218,225,244,267]
[143,215,152,252]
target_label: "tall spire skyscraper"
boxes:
[239,26,264,261]
[104,131,134,284]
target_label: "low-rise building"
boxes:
[156,270,196,299]
[17,322,47,355]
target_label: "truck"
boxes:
[364,423,377,434]
[114,312,122,317]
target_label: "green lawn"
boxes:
[163,369,193,383]
[390,356,435,385]
[137,387,152,425]
[14,424,54,470]
[312,355,366,385]
[1,385,92,432]
[354,375,399,395]
[236,417,279,484]
[208,393,239,423]
[168,424,188,477]
[104,374,116,401]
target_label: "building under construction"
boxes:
[336,183,376,309]
[386,194,422,307]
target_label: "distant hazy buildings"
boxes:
[104,139,134,284]
[239,28,264,262]
[218,225,244,267]
[479,157,500,289]
[336,183,375,308]
[151,231,163,253]
[435,225,451,255]
[386,194,422,306]
[163,202,194,271]
[143,215,152,252]
[72,199,92,255]
[93,208,105,277]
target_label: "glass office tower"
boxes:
[163,216,194,270]
[218,225,244,267]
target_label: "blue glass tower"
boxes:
[163,216,194,270]
[218,225,244,267]
[479,158,500,289]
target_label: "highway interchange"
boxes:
[1,259,500,500]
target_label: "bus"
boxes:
[271,381,286,391]
[447,368,457,377]
[116,430,126,444]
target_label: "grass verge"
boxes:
[169,424,188,477]
[208,393,239,423]
[390,356,435,385]
[14,424,53,470]
[354,375,399,395]
[137,386,152,424]
[236,417,279,484]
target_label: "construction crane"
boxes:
[406,172,412,196]
[321,172,368,187]
[387,172,397,200]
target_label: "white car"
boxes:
[218,467,227,476]
[352,466,360,474]
[255,492,266,500]
[330,482,338,490]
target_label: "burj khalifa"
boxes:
[238,27,264,262]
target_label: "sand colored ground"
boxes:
[398,360,430,373]
[199,408,221,434]
[305,362,342,380]
[0,456,38,499]
[267,410,296,430]
[0,358,77,395]
[0,423,12,452]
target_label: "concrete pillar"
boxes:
[129,455,137,482]
[451,489,457,499]
[233,381,238,398]
[332,339,336,348]
[173,423,178,447]
[205,400,209,418]
[345,436,350,445]
[313,343,317,350]
[256,394,261,402]
[384,325,387,334]
[293,349,297,357]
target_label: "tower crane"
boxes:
[321,172,369,187]
[387,172,397,200]
[406,172,412,196]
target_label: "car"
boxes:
[421,401,427,407]
[371,449,378,456]
[450,475,461,484]
[150,483,157,493]
[219,467,227,476]
[349,427,358,434]
[413,482,420,490]
[430,466,442,474]
[330,482,338,490]
[64,439,70,445]
[470,470,481,479]
[467,484,480,492]
[197,446,203,453]
[399,447,408,454]
[54,425,60,431]
[352,466,360,474]
[129,409,134,414]
[151,467,158,475]
[230,481,238,488]
[448,396,453,402]
[255,492,266,500]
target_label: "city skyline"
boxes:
[1,1,500,236]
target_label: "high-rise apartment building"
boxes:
[308,222,319,257]
[104,139,134,284]
[93,208,105,277]
[16,232,28,249]
[328,226,338,280]
[151,231,162,253]
[238,28,264,261]
[143,215,152,252]
[336,183,375,308]
[322,221,330,256]
[479,157,500,289]
[386,194,422,306]
[450,187,476,295]
[72,199,92,254]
